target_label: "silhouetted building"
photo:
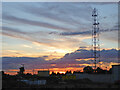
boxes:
[75,64,120,83]
[38,70,49,77]
[112,65,120,82]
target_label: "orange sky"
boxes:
[4,67,83,75]
[5,62,118,75]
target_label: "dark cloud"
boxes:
[3,14,71,31]
[79,46,88,49]
[55,49,119,64]
[60,29,118,36]
[2,57,48,70]
[60,31,91,36]
[49,28,118,36]
[42,56,48,58]
[2,49,119,70]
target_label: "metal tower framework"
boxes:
[92,8,100,69]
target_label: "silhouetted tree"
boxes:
[57,72,60,75]
[96,67,103,74]
[73,71,82,74]
[26,73,32,76]
[66,71,72,74]
[83,66,93,73]
[51,72,56,76]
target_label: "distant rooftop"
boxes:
[112,64,120,66]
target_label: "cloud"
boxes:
[19,2,93,26]
[21,44,32,48]
[2,49,119,71]
[2,26,64,48]
[60,31,91,36]
[2,3,118,49]
[2,26,88,51]
[49,28,118,36]
[55,49,119,64]
[2,57,48,70]
[2,26,26,34]
[48,28,118,44]
[3,14,71,31]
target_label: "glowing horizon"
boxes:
[4,63,119,75]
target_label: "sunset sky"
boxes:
[1,2,119,74]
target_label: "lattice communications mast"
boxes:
[92,8,100,69]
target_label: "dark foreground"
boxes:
[2,79,120,90]
[2,72,120,89]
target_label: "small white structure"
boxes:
[38,70,49,77]
[21,80,46,85]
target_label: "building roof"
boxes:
[38,70,49,72]
[112,64,120,67]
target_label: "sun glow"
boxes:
[59,71,66,74]
[76,58,94,61]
